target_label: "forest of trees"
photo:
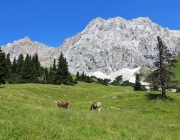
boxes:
[0,48,74,85]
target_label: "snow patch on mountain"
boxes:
[87,67,141,83]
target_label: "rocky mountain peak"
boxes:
[64,17,180,74]
[2,17,180,75]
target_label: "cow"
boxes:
[57,101,70,110]
[90,102,101,113]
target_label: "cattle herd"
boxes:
[57,101,101,113]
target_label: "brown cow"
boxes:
[57,101,69,110]
[90,102,101,113]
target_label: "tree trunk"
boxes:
[161,87,167,100]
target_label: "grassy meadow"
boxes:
[0,82,180,140]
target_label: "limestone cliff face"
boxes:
[1,17,180,74]
[64,17,180,74]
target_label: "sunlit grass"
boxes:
[0,82,180,139]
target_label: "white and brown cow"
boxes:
[90,102,101,113]
[57,101,70,110]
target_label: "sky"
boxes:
[1,0,180,47]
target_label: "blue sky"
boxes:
[1,0,180,47]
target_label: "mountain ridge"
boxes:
[1,17,180,74]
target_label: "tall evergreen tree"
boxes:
[53,59,56,71]
[31,55,37,82]
[76,72,80,79]
[134,73,142,90]
[0,47,6,84]
[11,57,17,73]
[55,53,69,84]
[5,53,12,79]
[82,72,85,80]
[44,67,48,84]
[16,54,24,74]
[48,66,56,84]
[7,56,21,83]
[151,36,178,99]
[21,54,36,82]
[32,53,41,77]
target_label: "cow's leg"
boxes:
[98,107,101,113]
[91,107,94,112]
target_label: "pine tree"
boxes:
[48,66,55,84]
[55,53,69,84]
[16,54,24,75]
[68,73,73,83]
[134,73,142,90]
[0,47,6,84]
[8,56,21,84]
[31,56,37,82]
[151,36,178,99]
[76,72,80,79]
[21,54,36,82]
[53,59,56,71]
[44,67,48,84]
[32,53,41,77]
[5,53,12,79]
[82,72,85,80]
[11,57,17,73]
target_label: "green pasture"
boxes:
[0,82,180,140]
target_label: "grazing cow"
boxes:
[57,101,69,110]
[90,102,101,113]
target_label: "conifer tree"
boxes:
[32,53,41,77]
[30,56,37,82]
[0,47,6,84]
[44,67,48,84]
[21,54,36,82]
[16,54,24,74]
[8,56,21,84]
[53,59,56,71]
[151,36,178,99]
[76,72,80,79]
[55,53,69,84]
[11,57,17,73]
[134,73,142,90]
[82,72,85,80]
[48,66,55,84]
[5,53,12,79]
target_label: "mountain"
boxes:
[1,17,180,75]
[64,17,180,74]
[1,37,60,67]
